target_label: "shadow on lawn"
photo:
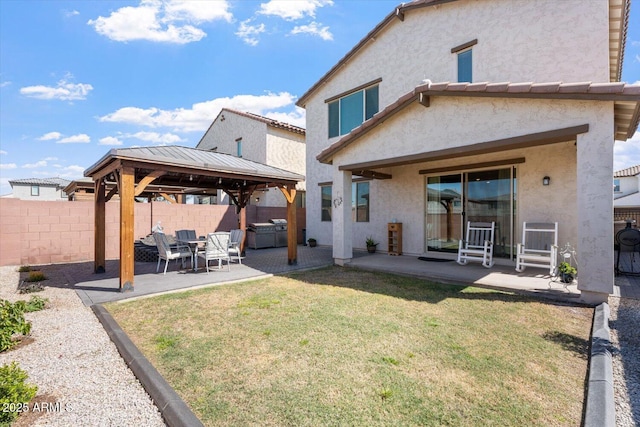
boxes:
[287,265,571,306]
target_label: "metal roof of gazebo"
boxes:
[85,146,304,292]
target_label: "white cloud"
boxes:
[21,79,93,101]
[39,132,62,141]
[63,165,85,174]
[98,136,124,146]
[0,163,17,170]
[264,106,306,128]
[58,134,91,144]
[291,21,332,40]
[236,19,265,46]
[99,92,299,132]
[88,0,231,44]
[0,81,11,88]
[258,0,333,21]
[64,9,80,18]
[614,131,640,171]
[0,150,7,155]
[129,131,184,144]
[23,160,48,169]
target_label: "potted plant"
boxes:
[366,236,378,253]
[558,262,577,283]
[307,238,317,247]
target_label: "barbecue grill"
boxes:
[269,219,288,247]
[247,223,276,249]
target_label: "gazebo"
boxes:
[84,146,304,291]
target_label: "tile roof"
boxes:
[614,165,640,177]
[220,108,305,135]
[9,177,71,187]
[317,81,640,163]
[297,0,630,107]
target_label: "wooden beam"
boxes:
[351,170,392,180]
[89,159,122,183]
[94,179,106,274]
[104,185,119,203]
[134,170,166,196]
[119,166,135,292]
[279,187,298,265]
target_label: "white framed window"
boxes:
[451,39,477,83]
[31,185,39,196]
[236,138,242,157]
[614,179,621,192]
[352,182,370,222]
[321,185,332,222]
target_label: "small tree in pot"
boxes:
[307,238,317,247]
[366,236,378,253]
[558,262,577,283]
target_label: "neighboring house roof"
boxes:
[614,165,640,177]
[84,146,304,183]
[614,190,640,206]
[296,0,630,107]
[197,108,305,147]
[9,177,71,188]
[317,80,640,163]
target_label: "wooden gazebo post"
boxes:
[94,179,106,274]
[119,166,135,291]
[279,186,297,265]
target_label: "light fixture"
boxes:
[542,176,551,186]
[243,180,246,186]
[189,175,193,182]
[255,197,260,203]
[218,177,222,185]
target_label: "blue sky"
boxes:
[1,0,639,196]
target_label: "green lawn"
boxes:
[107,267,592,426]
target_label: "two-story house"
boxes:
[196,108,306,208]
[297,0,640,304]
[7,177,71,201]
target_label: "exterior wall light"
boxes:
[542,176,551,186]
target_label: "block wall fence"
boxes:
[0,198,305,267]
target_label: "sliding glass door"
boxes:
[425,168,517,258]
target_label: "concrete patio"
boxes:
[56,245,640,305]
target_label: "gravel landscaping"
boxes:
[0,265,165,427]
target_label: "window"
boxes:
[451,39,476,83]
[328,85,379,138]
[352,182,370,222]
[321,186,332,221]
[614,179,620,192]
[236,138,242,157]
[31,185,39,196]
[295,191,306,208]
[457,49,472,82]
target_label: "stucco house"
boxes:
[297,0,640,304]
[614,164,640,209]
[196,108,306,208]
[7,177,70,201]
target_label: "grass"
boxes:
[106,267,592,426]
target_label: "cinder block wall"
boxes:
[0,199,306,267]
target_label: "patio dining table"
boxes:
[177,237,206,271]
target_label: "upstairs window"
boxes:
[236,138,242,157]
[31,185,39,196]
[327,80,380,138]
[457,49,472,82]
[614,179,620,192]
[451,39,477,83]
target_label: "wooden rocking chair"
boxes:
[457,221,495,268]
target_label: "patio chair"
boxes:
[515,222,558,275]
[615,227,640,275]
[229,229,244,264]
[456,221,495,268]
[153,232,193,275]
[176,229,199,252]
[199,232,231,273]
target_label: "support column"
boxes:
[279,187,298,265]
[119,166,135,292]
[576,124,614,304]
[332,169,353,266]
[94,179,106,273]
[239,204,247,255]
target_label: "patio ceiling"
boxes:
[84,146,304,291]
